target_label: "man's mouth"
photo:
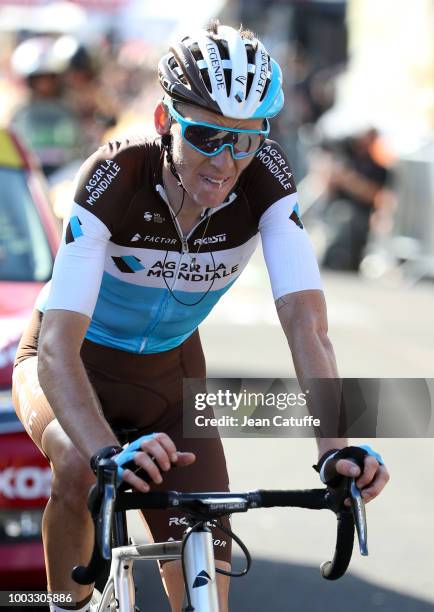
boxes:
[200,174,231,189]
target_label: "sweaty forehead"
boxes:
[177,102,264,130]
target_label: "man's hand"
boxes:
[336,454,390,506]
[117,432,196,492]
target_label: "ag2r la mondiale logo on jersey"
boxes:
[85,160,122,206]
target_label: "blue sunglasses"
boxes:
[164,99,269,159]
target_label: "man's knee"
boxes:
[43,423,95,512]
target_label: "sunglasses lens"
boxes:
[184,124,264,157]
[232,132,264,156]
[184,125,225,154]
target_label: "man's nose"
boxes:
[208,145,236,172]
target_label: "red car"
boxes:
[0,128,60,588]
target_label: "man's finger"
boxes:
[359,466,390,502]
[153,432,178,463]
[344,465,390,505]
[138,440,171,472]
[122,469,150,493]
[134,452,163,484]
[173,451,196,466]
[356,455,379,489]
[335,458,361,478]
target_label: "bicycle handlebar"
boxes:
[72,460,367,585]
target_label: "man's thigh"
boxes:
[12,356,56,457]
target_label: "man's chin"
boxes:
[193,186,233,208]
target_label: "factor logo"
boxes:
[193,570,212,589]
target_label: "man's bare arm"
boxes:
[37,310,196,490]
[276,289,390,502]
[276,289,346,459]
[37,309,119,462]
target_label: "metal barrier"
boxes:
[390,143,434,279]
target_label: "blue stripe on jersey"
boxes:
[121,255,145,271]
[85,272,235,353]
[70,216,83,239]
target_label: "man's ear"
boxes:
[154,101,171,135]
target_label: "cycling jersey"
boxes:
[37,136,321,354]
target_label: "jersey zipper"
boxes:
[139,190,210,353]
[155,182,211,253]
[169,206,210,255]
[165,206,211,293]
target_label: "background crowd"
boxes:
[1,2,433,608]
[1,0,433,280]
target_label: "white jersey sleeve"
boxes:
[41,139,143,318]
[44,203,110,317]
[259,193,322,300]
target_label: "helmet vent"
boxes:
[216,39,230,61]
[169,55,189,86]
[215,40,231,94]
[224,69,231,95]
[245,43,256,65]
[260,76,271,101]
[189,43,204,63]
[188,42,212,93]
[246,71,254,98]
[244,44,256,97]
[168,56,178,71]
[200,69,212,94]
[259,58,272,102]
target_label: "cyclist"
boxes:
[12,21,389,612]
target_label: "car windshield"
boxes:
[0,168,53,282]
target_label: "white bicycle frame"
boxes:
[96,526,220,612]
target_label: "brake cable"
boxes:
[180,511,252,611]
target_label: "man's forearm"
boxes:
[38,348,119,462]
[288,327,347,459]
[276,291,348,459]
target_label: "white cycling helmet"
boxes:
[158,22,284,120]
[11,36,70,78]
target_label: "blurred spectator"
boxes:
[318,128,391,271]
[60,36,119,152]
[270,46,343,182]
[9,36,82,177]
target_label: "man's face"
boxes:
[29,73,61,98]
[167,103,264,209]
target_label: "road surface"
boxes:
[129,254,434,610]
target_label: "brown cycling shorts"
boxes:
[12,309,231,564]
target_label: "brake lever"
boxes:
[96,459,118,560]
[100,483,116,559]
[349,478,368,556]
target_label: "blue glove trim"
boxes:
[114,433,157,482]
[358,445,385,466]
